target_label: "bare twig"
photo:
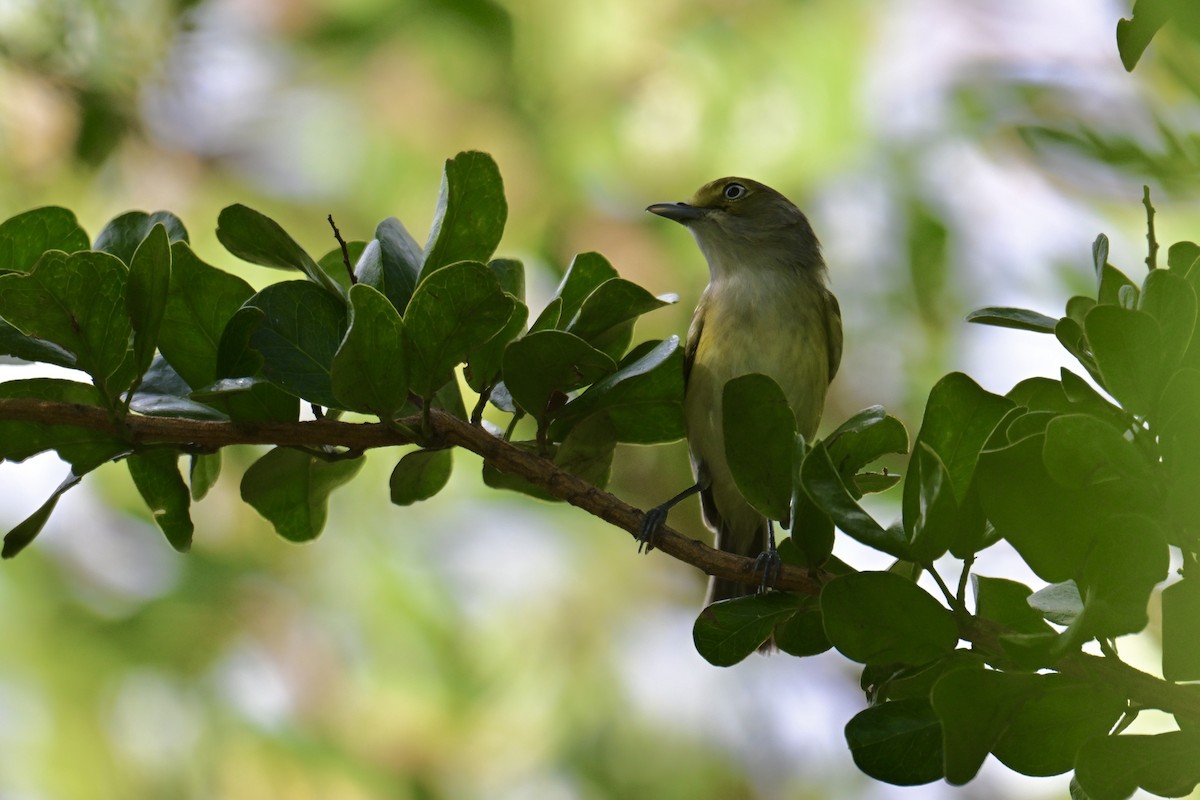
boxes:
[1143,185,1159,271]
[326,214,357,285]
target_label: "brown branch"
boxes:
[0,398,825,595]
[6,398,1200,721]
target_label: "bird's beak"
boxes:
[647,202,705,224]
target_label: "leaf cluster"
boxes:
[0,151,680,551]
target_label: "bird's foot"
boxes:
[638,506,669,554]
[753,547,783,594]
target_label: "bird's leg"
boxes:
[754,519,782,593]
[638,482,705,554]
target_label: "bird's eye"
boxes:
[723,183,747,200]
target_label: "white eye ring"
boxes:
[723,183,747,200]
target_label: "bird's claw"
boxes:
[638,507,668,553]
[754,547,782,594]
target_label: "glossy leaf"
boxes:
[1078,516,1168,637]
[2,469,84,558]
[331,284,409,417]
[404,260,515,398]
[693,593,800,667]
[127,356,227,420]
[566,276,675,351]
[189,452,222,502]
[824,405,910,482]
[1085,305,1162,415]
[94,210,188,266]
[789,435,835,568]
[1098,264,1138,307]
[0,318,77,368]
[773,595,831,657]
[723,373,796,523]
[465,300,527,393]
[1042,414,1150,488]
[0,250,132,400]
[930,669,1033,785]
[554,415,618,489]
[972,576,1053,635]
[357,217,423,312]
[502,330,615,420]
[801,442,909,559]
[240,447,364,542]
[1075,731,1200,800]
[421,151,507,278]
[903,443,958,563]
[547,336,685,444]
[554,252,618,325]
[965,306,1058,333]
[845,699,943,786]
[1028,580,1084,626]
[0,207,89,273]
[316,241,359,294]
[1140,267,1196,369]
[126,449,193,552]
[126,223,172,382]
[820,571,957,665]
[216,204,342,295]
[245,281,350,408]
[158,242,255,390]
[389,449,453,506]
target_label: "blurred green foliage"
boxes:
[3,1,1200,798]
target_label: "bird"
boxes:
[640,176,843,605]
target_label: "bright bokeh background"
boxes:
[0,1,1197,798]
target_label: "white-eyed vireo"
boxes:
[640,177,843,603]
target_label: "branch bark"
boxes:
[5,397,1200,722]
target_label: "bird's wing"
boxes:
[683,292,708,387]
[825,289,844,383]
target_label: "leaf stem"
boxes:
[327,214,357,285]
[1142,185,1159,271]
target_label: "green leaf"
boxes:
[1098,264,1138,307]
[1116,0,1172,71]
[547,336,685,444]
[693,593,799,666]
[421,151,507,278]
[972,576,1053,635]
[566,276,675,350]
[389,449,453,505]
[127,356,227,420]
[1042,414,1150,488]
[465,300,527,393]
[1028,581,1084,626]
[0,250,132,400]
[1086,303,1164,415]
[930,668,1033,784]
[553,252,619,324]
[0,379,127,471]
[844,699,944,786]
[94,210,188,266]
[126,449,193,552]
[1140,267,1196,369]
[502,330,616,420]
[801,442,909,559]
[240,447,364,542]
[820,571,957,665]
[1075,731,1200,800]
[1159,368,1200,474]
[244,281,350,408]
[356,217,423,312]
[158,241,255,390]
[1162,577,1200,681]
[2,469,85,558]
[722,373,796,522]
[189,452,221,501]
[773,595,831,657]
[331,284,409,417]
[0,207,89,273]
[216,204,342,296]
[789,435,835,568]
[824,405,910,481]
[126,224,172,382]
[1093,233,1111,274]
[316,241,360,295]
[207,308,300,423]
[910,373,1013,504]
[903,443,958,563]
[1078,515,1168,637]
[976,434,1097,582]
[488,258,525,301]
[0,318,77,368]
[965,306,1058,333]
[404,260,515,398]
[529,296,563,333]
[553,414,617,488]
[992,676,1125,777]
